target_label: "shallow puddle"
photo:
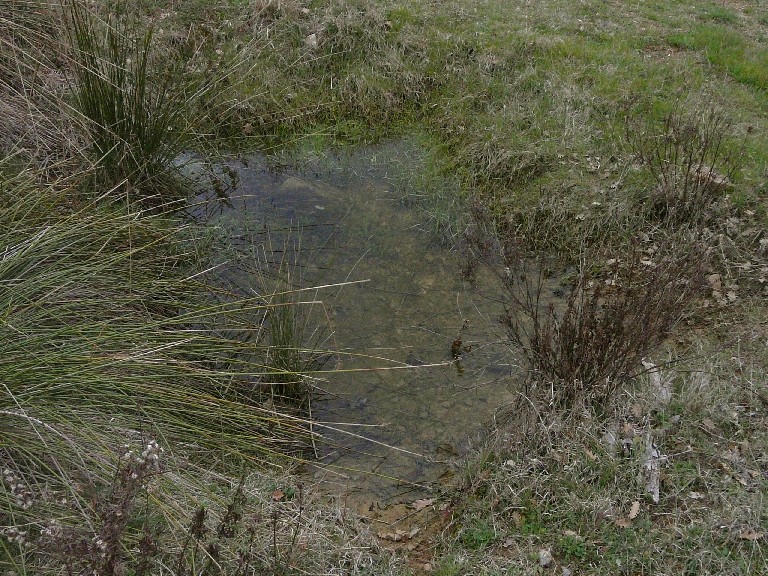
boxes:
[208,148,518,505]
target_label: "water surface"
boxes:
[212,148,518,505]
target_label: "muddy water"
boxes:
[214,150,518,505]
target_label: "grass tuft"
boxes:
[65,0,240,204]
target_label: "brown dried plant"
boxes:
[628,109,739,226]
[494,238,707,411]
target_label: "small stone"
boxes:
[707,273,722,293]
[539,548,553,567]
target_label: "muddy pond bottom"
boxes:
[214,151,517,505]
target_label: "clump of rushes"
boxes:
[0,1,79,175]
[0,183,323,458]
[266,291,316,400]
[0,170,330,569]
[65,0,234,205]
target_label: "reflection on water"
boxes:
[213,149,518,505]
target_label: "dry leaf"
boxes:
[377,531,400,542]
[628,501,640,520]
[412,498,435,511]
[615,518,632,528]
[702,418,716,430]
[377,528,420,542]
[739,530,764,541]
[272,489,284,502]
[552,451,567,464]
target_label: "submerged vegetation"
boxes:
[2,0,767,574]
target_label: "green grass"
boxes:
[669,24,768,91]
[114,0,766,262]
[65,0,249,205]
[0,4,389,571]
[442,341,768,574]
[698,5,739,25]
[459,519,498,550]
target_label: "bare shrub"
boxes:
[31,441,165,575]
[483,235,707,411]
[628,109,739,226]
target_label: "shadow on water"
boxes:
[198,144,520,505]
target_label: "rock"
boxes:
[539,548,553,568]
